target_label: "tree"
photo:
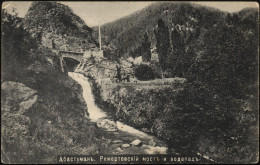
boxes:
[189,15,258,98]
[134,64,155,81]
[154,18,171,78]
[167,26,185,77]
[1,9,37,81]
[141,31,151,62]
[116,64,122,82]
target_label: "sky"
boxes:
[2,1,259,27]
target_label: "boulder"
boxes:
[112,140,123,144]
[133,56,142,65]
[144,146,168,154]
[115,147,123,152]
[148,139,156,147]
[66,138,73,145]
[1,81,38,114]
[97,119,118,131]
[142,128,150,133]
[121,144,131,148]
[131,139,142,146]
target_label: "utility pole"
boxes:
[99,25,102,51]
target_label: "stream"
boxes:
[68,72,169,155]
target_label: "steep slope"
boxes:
[23,1,99,51]
[96,2,258,60]
[237,7,259,29]
[1,5,101,164]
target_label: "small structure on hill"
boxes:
[84,50,103,59]
[133,56,142,65]
[151,47,159,62]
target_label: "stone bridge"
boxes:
[58,50,84,72]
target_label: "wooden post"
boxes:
[60,57,64,72]
[99,25,102,51]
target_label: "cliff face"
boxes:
[23,1,99,52]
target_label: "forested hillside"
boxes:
[95,2,225,58]
[90,2,259,163]
[95,1,258,99]
[96,2,257,61]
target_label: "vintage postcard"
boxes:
[1,1,259,164]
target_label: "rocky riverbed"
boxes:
[68,72,169,155]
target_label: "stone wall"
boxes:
[41,32,97,52]
[84,50,103,59]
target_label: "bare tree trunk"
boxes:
[160,67,164,79]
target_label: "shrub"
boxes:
[134,64,155,81]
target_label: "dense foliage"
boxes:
[164,8,258,98]
[98,2,226,59]
[1,9,38,81]
[151,5,259,163]
[129,32,152,61]
[141,32,152,62]
[154,18,170,71]
[91,78,258,163]
[89,2,259,163]
[134,64,155,81]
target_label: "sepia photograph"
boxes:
[1,1,259,164]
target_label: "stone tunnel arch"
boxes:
[62,57,80,72]
[58,51,84,72]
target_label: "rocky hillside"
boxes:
[23,1,99,51]
[1,7,103,164]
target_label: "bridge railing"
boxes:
[58,50,84,56]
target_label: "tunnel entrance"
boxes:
[63,57,80,72]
